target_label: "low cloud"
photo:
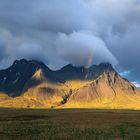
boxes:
[0,0,139,82]
[56,31,118,67]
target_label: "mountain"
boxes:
[0,59,113,97]
[0,59,140,109]
[65,70,140,109]
[0,59,50,96]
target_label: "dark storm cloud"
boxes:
[0,40,6,60]
[0,0,140,86]
[88,0,140,83]
[0,0,93,33]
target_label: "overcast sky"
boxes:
[0,0,140,87]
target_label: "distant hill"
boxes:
[0,59,140,109]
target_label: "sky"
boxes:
[0,0,140,87]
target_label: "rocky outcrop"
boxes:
[0,59,140,109]
[64,71,140,109]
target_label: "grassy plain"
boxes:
[0,109,140,140]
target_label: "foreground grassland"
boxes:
[0,109,140,140]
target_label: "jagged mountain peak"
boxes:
[0,59,137,96]
[0,59,140,109]
[0,59,118,97]
[12,59,49,70]
[11,59,115,77]
[60,62,113,70]
[56,62,116,81]
[0,59,50,96]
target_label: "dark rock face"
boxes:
[0,59,140,109]
[0,59,117,97]
[0,59,50,96]
[53,62,114,82]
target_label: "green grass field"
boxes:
[0,109,140,140]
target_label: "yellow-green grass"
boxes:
[0,109,140,140]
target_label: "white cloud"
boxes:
[56,31,118,67]
[120,70,132,77]
[132,81,140,88]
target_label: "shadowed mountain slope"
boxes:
[0,59,140,109]
[0,59,114,97]
[0,59,51,96]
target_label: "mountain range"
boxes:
[0,59,140,109]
